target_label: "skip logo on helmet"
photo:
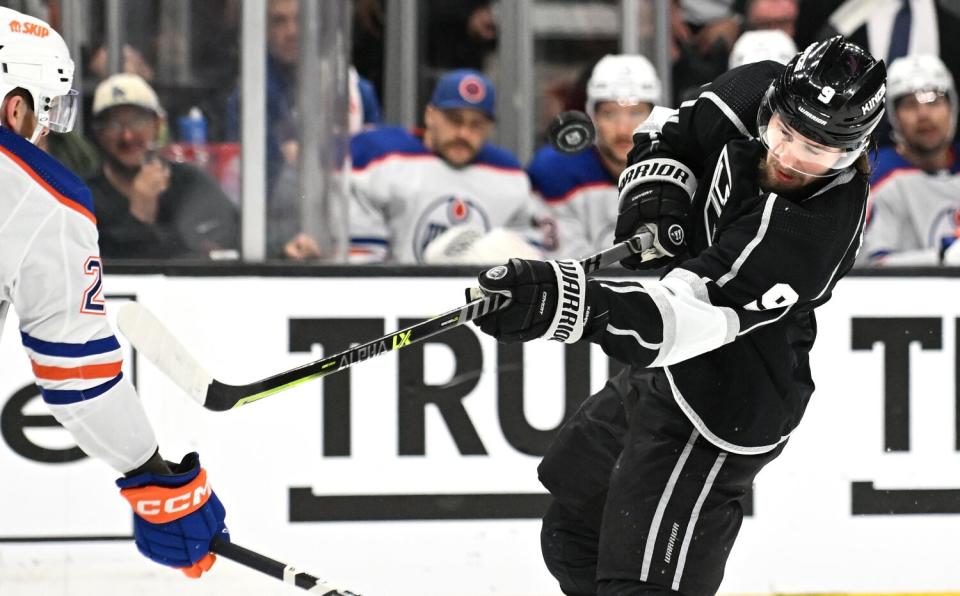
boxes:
[7,20,49,37]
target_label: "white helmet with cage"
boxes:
[885,54,956,139]
[0,7,78,143]
[586,54,662,119]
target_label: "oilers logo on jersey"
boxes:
[413,195,491,262]
[930,206,960,247]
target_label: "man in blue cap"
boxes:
[422,69,498,167]
[348,69,552,264]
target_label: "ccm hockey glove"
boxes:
[474,258,599,344]
[614,158,697,270]
[117,452,228,578]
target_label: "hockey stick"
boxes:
[211,537,360,594]
[117,234,649,412]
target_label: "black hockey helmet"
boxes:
[761,36,886,151]
[756,36,886,176]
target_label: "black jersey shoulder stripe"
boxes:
[699,91,752,138]
[812,197,867,303]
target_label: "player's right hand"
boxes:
[614,181,691,270]
[117,452,228,578]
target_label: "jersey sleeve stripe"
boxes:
[20,332,121,357]
[31,359,122,382]
[40,372,124,405]
[0,144,97,225]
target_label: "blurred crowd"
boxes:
[7,0,960,266]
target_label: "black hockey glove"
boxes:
[614,158,697,270]
[473,258,596,344]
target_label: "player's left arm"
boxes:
[13,211,159,472]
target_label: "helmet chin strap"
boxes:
[28,123,47,145]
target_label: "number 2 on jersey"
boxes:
[81,256,106,315]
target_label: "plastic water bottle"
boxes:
[177,106,209,167]
[178,106,207,144]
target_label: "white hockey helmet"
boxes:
[728,30,798,70]
[885,54,957,136]
[0,7,78,141]
[586,54,662,119]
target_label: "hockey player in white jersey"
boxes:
[527,55,662,258]
[0,7,228,579]
[859,54,960,266]
[349,69,548,264]
[860,172,960,265]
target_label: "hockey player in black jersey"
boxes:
[473,36,886,595]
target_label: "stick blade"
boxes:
[117,302,213,406]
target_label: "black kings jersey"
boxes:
[587,61,869,452]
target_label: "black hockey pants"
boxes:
[538,366,785,596]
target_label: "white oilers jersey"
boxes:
[0,126,156,473]
[860,171,960,266]
[348,126,542,263]
[527,145,619,259]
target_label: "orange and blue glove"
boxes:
[117,452,228,578]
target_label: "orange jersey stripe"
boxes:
[31,359,122,381]
[0,144,97,225]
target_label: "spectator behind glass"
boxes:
[671,0,742,104]
[425,0,497,72]
[529,55,662,259]
[859,55,960,267]
[349,70,549,265]
[743,0,798,38]
[87,74,239,260]
[224,0,381,193]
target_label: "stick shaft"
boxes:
[203,235,643,410]
[211,537,360,595]
[119,235,646,411]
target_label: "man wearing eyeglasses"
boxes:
[87,74,238,260]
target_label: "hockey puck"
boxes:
[548,110,596,154]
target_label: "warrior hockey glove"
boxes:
[474,258,598,344]
[614,158,697,270]
[117,452,228,578]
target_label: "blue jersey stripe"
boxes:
[0,126,96,217]
[40,372,124,405]
[21,332,121,358]
[350,237,389,246]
